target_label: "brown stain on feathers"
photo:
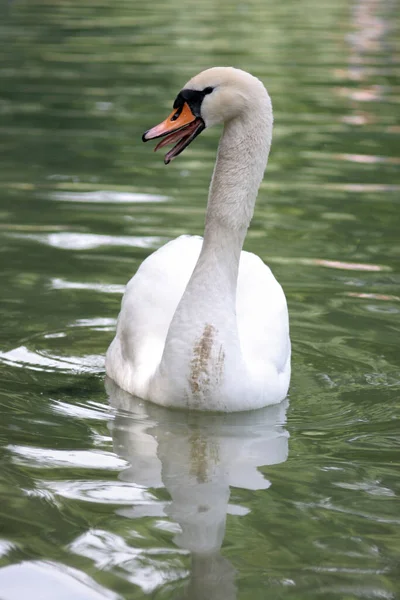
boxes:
[189,324,225,405]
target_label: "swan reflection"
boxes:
[107,379,289,599]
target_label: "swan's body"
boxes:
[106,67,290,411]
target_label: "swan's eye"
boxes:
[203,87,214,95]
[171,106,183,121]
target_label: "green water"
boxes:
[0,0,399,598]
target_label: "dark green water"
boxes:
[0,0,399,598]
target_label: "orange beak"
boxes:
[142,102,205,164]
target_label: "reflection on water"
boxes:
[106,379,289,599]
[0,0,399,597]
[0,561,122,600]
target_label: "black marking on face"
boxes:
[173,87,214,117]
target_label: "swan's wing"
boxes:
[237,251,290,379]
[106,236,202,395]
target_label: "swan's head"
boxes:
[142,67,270,164]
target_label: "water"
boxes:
[0,0,399,598]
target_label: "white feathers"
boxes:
[106,67,291,411]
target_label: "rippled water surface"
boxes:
[1,0,399,598]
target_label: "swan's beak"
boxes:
[142,102,205,164]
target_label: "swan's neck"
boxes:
[152,101,272,406]
[206,111,271,236]
[200,109,272,295]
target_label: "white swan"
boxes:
[106,67,290,411]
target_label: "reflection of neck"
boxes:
[160,435,236,600]
[107,379,289,600]
[184,553,236,600]
[161,437,230,554]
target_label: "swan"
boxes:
[106,67,291,411]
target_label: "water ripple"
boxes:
[0,345,104,374]
[51,279,125,294]
[69,530,188,593]
[0,561,121,600]
[8,445,127,470]
[7,232,163,251]
[43,480,154,504]
[49,190,169,203]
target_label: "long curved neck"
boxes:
[206,111,271,234]
[200,108,272,298]
[153,99,272,406]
